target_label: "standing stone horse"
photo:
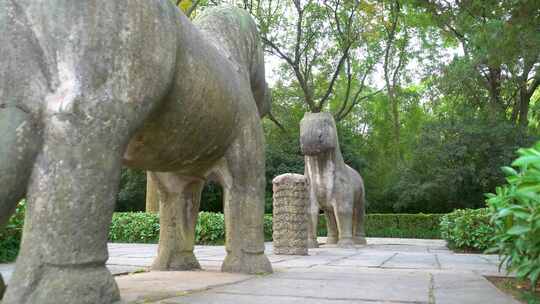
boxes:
[300,112,367,247]
[0,2,272,303]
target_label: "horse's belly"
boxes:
[123,23,246,175]
[122,90,238,174]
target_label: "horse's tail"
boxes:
[0,105,41,227]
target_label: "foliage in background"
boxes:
[113,212,444,243]
[387,115,534,213]
[199,182,223,213]
[318,213,442,239]
[487,142,540,288]
[109,212,273,246]
[116,169,147,212]
[417,0,540,127]
[109,212,160,243]
[196,212,226,244]
[440,208,495,252]
[0,201,25,263]
[112,0,540,216]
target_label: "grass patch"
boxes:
[486,276,540,304]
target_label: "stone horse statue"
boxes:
[0,2,272,303]
[299,112,367,247]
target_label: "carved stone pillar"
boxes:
[272,174,309,255]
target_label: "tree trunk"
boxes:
[146,172,160,213]
[386,86,401,162]
[518,87,531,127]
[392,96,401,160]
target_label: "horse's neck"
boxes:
[305,150,344,198]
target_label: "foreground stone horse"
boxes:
[0,2,272,303]
[300,112,366,247]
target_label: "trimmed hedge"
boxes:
[318,213,443,239]
[1,210,442,262]
[439,208,495,252]
[109,212,274,245]
[109,212,160,243]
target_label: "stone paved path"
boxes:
[1,238,519,303]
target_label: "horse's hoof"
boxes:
[326,236,338,244]
[337,238,355,248]
[152,251,201,271]
[222,252,273,274]
[307,238,319,248]
[4,264,120,304]
[353,237,367,245]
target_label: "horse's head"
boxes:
[299,112,338,156]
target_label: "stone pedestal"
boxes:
[272,174,309,255]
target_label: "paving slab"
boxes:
[433,272,518,304]
[0,237,520,304]
[157,293,390,304]
[382,252,440,269]
[326,252,394,268]
[201,268,430,303]
[116,270,251,303]
[436,253,504,276]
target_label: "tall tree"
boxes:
[252,0,381,121]
[381,0,410,160]
[418,0,540,126]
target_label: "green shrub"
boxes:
[317,213,443,239]
[110,212,272,245]
[440,208,495,251]
[486,142,540,288]
[195,212,225,244]
[368,213,443,238]
[0,201,25,263]
[263,214,273,241]
[109,212,160,243]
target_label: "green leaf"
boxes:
[512,156,540,167]
[501,166,518,176]
[506,225,530,235]
[530,267,540,287]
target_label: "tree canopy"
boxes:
[117,0,540,214]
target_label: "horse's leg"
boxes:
[0,105,41,300]
[1,0,48,295]
[307,196,320,248]
[332,189,355,247]
[215,114,272,274]
[353,184,367,245]
[325,209,339,245]
[152,173,204,271]
[4,2,177,302]
[3,113,138,303]
[0,105,40,231]
[146,172,161,213]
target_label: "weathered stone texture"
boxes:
[272,174,309,255]
[0,275,5,300]
[1,2,271,303]
[300,112,366,248]
[145,172,160,213]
